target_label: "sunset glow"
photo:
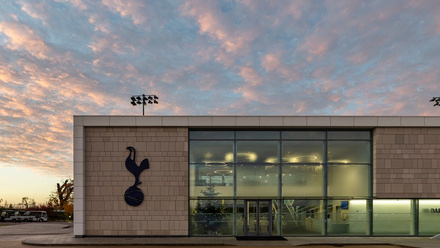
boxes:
[1,0,440,204]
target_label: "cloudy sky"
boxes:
[1,0,440,204]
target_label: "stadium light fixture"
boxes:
[430,97,440,107]
[130,94,159,115]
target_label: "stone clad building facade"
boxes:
[80,126,188,236]
[373,127,440,198]
[74,116,440,237]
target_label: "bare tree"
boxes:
[22,197,29,209]
[49,179,74,209]
[20,197,36,209]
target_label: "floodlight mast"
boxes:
[430,97,440,107]
[130,94,159,115]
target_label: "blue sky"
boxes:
[0,0,440,204]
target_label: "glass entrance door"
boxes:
[244,200,273,236]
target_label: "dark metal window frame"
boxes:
[188,128,373,236]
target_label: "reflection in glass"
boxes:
[282,131,325,140]
[327,200,368,235]
[236,200,245,236]
[237,141,279,163]
[236,131,279,140]
[373,200,414,235]
[281,199,324,235]
[272,200,281,235]
[188,130,374,237]
[328,131,370,140]
[190,131,234,140]
[190,163,234,197]
[190,141,233,163]
[282,164,323,197]
[236,164,278,197]
[247,201,258,234]
[327,164,369,197]
[418,200,440,235]
[244,200,274,236]
[282,141,324,163]
[258,201,271,235]
[190,199,234,236]
[328,141,371,164]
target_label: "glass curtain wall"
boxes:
[189,130,372,236]
[418,200,440,235]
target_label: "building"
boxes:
[73,115,440,237]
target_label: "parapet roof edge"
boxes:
[73,115,439,117]
[73,115,440,128]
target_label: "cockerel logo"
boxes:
[124,146,149,206]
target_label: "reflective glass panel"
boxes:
[418,200,440,235]
[373,200,415,235]
[281,199,324,235]
[327,164,369,197]
[190,131,234,140]
[282,164,323,197]
[258,201,271,235]
[190,163,234,197]
[282,131,325,140]
[327,141,371,164]
[190,199,234,235]
[272,200,281,235]
[236,200,245,236]
[327,200,368,235]
[247,201,258,234]
[328,131,370,140]
[236,131,280,140]
[190,141,233,163]
[236,164,279,197]
[244,200,274,236]
[282,141,324,163]
[236,141,279,163]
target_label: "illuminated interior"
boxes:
[189,130,440,237]
[189,130,374,236]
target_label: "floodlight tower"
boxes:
[130,94,159,115]
[430,97,440,107]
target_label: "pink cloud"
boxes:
[0,64,21,84]
[55,0,88,10]
[284,1,310,20]
[346,52,369,64]
[298,32,332,60]
[1,0,440,186]
[102,0,147,25]
[240,66,262,86]
[20,2,49,24]
[430,11,440,34]
[181,1,256,54]
[261,53,280,72]
[233,84,268,104]
[0,22,49,59]
[182,1,229,40]
[88,37,110,52]
[88,14,111,34]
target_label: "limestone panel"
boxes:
[373,127,440,198]
[84,127,189,236]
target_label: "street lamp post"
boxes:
[430,97,440,107]
[130,94,159,115]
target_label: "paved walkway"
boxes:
[2,222,440,247]
[21,235,440,248]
